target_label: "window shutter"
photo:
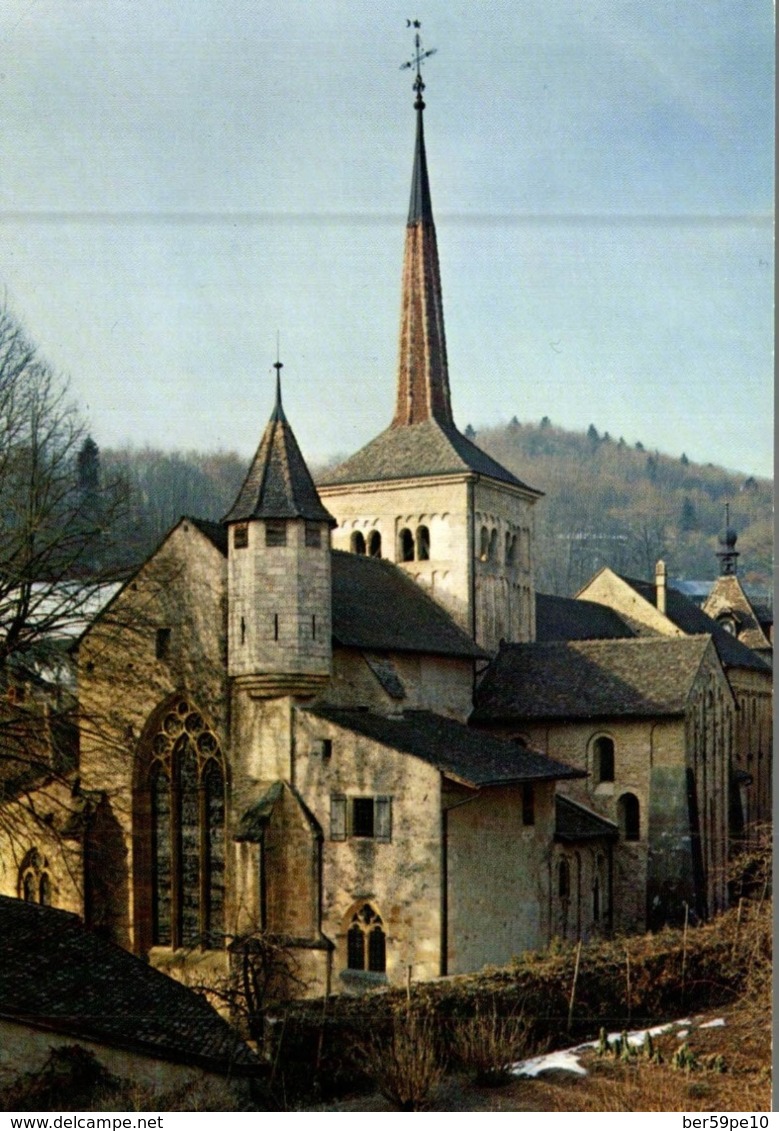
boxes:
[330,794,347,841]
[375,796,392,843]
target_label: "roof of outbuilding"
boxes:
[0,896,259,1074]
[330,551,486,658]
[317,419,540,494]
[536,593,636,643]
[555,795,619,842]
[471,635,715,723]
[304,706,582,786]
[619,576,771,672]
[223,384,335,526]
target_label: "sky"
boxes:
[0,1,773,477]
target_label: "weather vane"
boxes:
[400,19,437,108]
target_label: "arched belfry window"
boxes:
[593,736,615,783]
[18,849,52,906]
[346,903,386,973]
[350,531,366,555]
[416,525,430,561]
[618,793,640,841]
[398,528,414,563]
[143,699,226,950]
[479,526,490,561]
[367,530,382,558]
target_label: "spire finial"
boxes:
[273,333,283,409]
[401,20,437,110]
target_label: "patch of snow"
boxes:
[510,1014,723,1080]
[512,1050,588,1078]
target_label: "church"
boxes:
[0,39,764,999]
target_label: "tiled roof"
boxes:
[331,551,485,658]
[318,419,540,493]
[471,636,713,723]
[0,896,259,1074]
[305,706,582,786]
[555,795,618,842]
[620,576,771,672]
[536,593,636,643]
[223,389,335,526]
[189,517,228,555]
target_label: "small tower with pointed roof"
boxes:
[223,362,336,695]
[318,26,542,652]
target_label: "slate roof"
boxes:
[555,795,619,842]
[305,706,582,786]
[471,636,714,723]
[223,385,335,525]
[536,593,636,643]
[0,896,259,1074]
[619,576,771,673]
[330,550,485,658]
[189,516,229,555]
[318,419,540,493]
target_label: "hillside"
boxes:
[99,420,772,597]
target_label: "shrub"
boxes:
[356,1006,445,1111]
[449,1006,529,1086]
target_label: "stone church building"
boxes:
[0,54,764,998]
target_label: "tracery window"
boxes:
[346,903,386,973]
[18,849,51,906]
[146,700,226,950]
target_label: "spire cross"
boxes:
[401,20,437,109]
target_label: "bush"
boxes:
[449,1005,529,1086]
[356,1005,445,1111]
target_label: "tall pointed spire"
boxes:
[392,23,454,429]
[223,359,335,525]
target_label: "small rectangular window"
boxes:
[522,782,535,826]
[233,524,249,549]
[351,797,375,838]
[155,627,171,660]
[305,522,322,548]
[330,794,347,841]
[265,520,287,547]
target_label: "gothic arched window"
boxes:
[346,903,386,973]
[144,700,226,950]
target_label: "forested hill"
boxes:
[101,418,772,598]
[468,418,772,596]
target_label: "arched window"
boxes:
[350,531,366,555]
[618,793,640,841]
[479,526,490,561]
[398,528,414,562]
[489,529,498,561]
[505,533,517,566]
[18,850,51,906]
[593,736,615,783]
[144,700,226,950]
[558,858,571,900]
[346,903,386,973]
[367,530,382,558]
[416,525,430,561]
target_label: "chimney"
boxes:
[655,560,667,616]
